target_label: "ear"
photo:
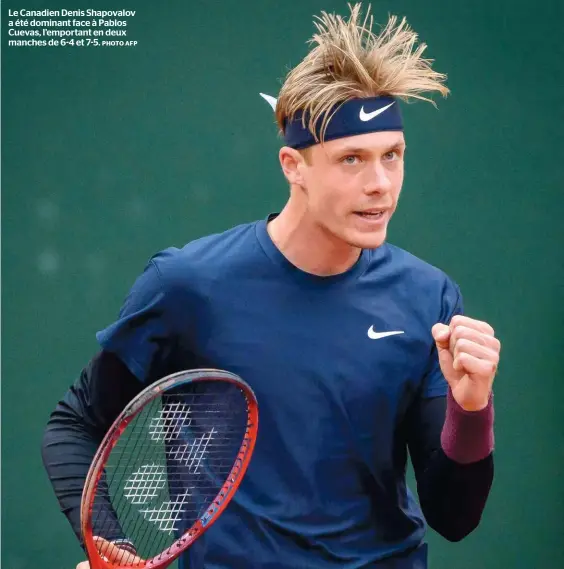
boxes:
[279,146,306,186]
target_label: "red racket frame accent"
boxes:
[80,369,259,569]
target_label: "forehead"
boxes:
[314,131,406,157]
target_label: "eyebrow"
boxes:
[334,140,406,155]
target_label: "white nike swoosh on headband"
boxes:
[259,93,277,111]
[359,101,395,122]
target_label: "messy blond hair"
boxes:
[276,3,449,144]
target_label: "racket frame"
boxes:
[80,368,259,569]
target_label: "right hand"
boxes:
[76,536,145,568]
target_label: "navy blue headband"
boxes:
[283,96,403,149]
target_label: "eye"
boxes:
[341,155,361,165]
[383,150,399,162]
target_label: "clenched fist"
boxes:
[432,315,500,411]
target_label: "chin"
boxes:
[344,228,387,250]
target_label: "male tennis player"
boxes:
[43,4,500,568]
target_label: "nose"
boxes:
[362,162,392,195]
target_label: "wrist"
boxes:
[441,388,495,464]
[111,539,137,555]
[454,391,493,413]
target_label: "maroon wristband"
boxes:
[440,389,494,464]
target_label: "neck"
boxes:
[267,192,361,277]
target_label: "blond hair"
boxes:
[275,3,449,144]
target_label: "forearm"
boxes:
[41,351,142,543]
[417,391,494,541]
[41,416,100,542]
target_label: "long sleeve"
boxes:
[41,350,143,543]
[42,251,181,546]
[407,392,494,542]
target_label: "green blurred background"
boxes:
[2,0,563,567]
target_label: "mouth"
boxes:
[354,209,386,220]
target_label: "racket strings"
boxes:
[90,383,250,565]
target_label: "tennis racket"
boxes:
[80,368,259,569]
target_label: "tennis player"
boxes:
[42,4,500,568]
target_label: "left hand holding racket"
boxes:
[77,537,145,568]
[432,315,501,411]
